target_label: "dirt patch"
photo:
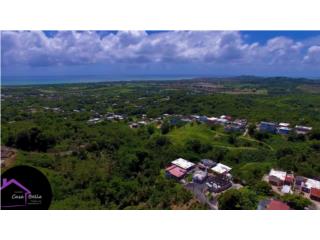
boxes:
[297,84,320,93]
[1,146,17,171]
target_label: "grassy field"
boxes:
[168,123,267,151]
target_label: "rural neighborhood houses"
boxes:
[266,169,320,208]
[164,157,235,209]
[259,121,312,135]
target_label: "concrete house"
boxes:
[259,121,277,133]
[268,169,286,186]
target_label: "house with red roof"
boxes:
[284,174,294,185]
[267,200,290,210]
[258,198,290,210]
[310,188,320,202]
[165,165,187,180]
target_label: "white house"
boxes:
[171,158,195,170]
[211,163,232,175]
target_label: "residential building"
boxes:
[258,199,290,210]
[310,188,320,202]
[259,121,277,133]
[211,163,232,175]
[277,127,292,135]
[199,116,208,123]
[200,159,217,168]
[216,118,229,125]
[87,118,102,124]
[220,115,232,121]
[294,176,306,190]
[206,117,218,125]
[224,124,245,133]
[192,170,207,183]
[284,174,294,185]
[268,169,286,186]
[206,175,232,193]
[301,178,320,193]
[295,125,312,135]
[279,122,290,128]
[171,158,195,171]
[165,165,187,180]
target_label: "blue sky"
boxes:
[2,31,320,78]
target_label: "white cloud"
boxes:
[1,30,320,71]
[303,45,320,64]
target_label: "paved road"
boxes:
[185,182,217,209]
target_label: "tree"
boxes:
[254,132,269,141]
[161,122,170,134]
[218,188,258,210]
[14,127,56,152]
[248,124,256,136]
[147,125,155,136]
[228,134,237,145]
[276,147,294,159]
[280,194,312,210]
[310,128,320,140]
[155,135,171,147]
[250,181,272,196]
[185,139,213,154]
[288,132,306,142]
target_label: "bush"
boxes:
[218,188,258,210]
[280,194,312,210]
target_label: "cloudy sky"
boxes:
[2,31,320,78]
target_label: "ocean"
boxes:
[1,75,200,86]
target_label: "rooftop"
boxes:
[171,158,195,170]
[269,169,286,181]
[193,170,207,181]
[165,165,187,178]
[260,121,276,126]
[295,125,312,131]
[311,188,320,198]
[207,117,218,121]
[281,185,292,194]
[201,159,217,168]
[304,178,320,190]
[211,163,232,174]
[267,200,290,210]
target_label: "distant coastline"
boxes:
[1,75,202,86]
[1,74,320,87]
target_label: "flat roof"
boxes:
[279,122,290,127]
[211,163,232,174]
[269,169,286,181]
[267,200,290,210]
[207,117,218,121]
[171,158,195,170]
[295,125,312,131]
[278,127,291,131]
[304,178,320,189]
[281,185,292,194]
[260,121,276,125]
[166,165,187,178]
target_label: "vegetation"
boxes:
[2,76,320,209]
[218,188,259,210]
[280,194,312,210]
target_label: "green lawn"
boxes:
[168,123,267,151]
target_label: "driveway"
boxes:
[185,182,217,209]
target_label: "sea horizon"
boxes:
[1,74,205,86]
[1,74,320,86]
